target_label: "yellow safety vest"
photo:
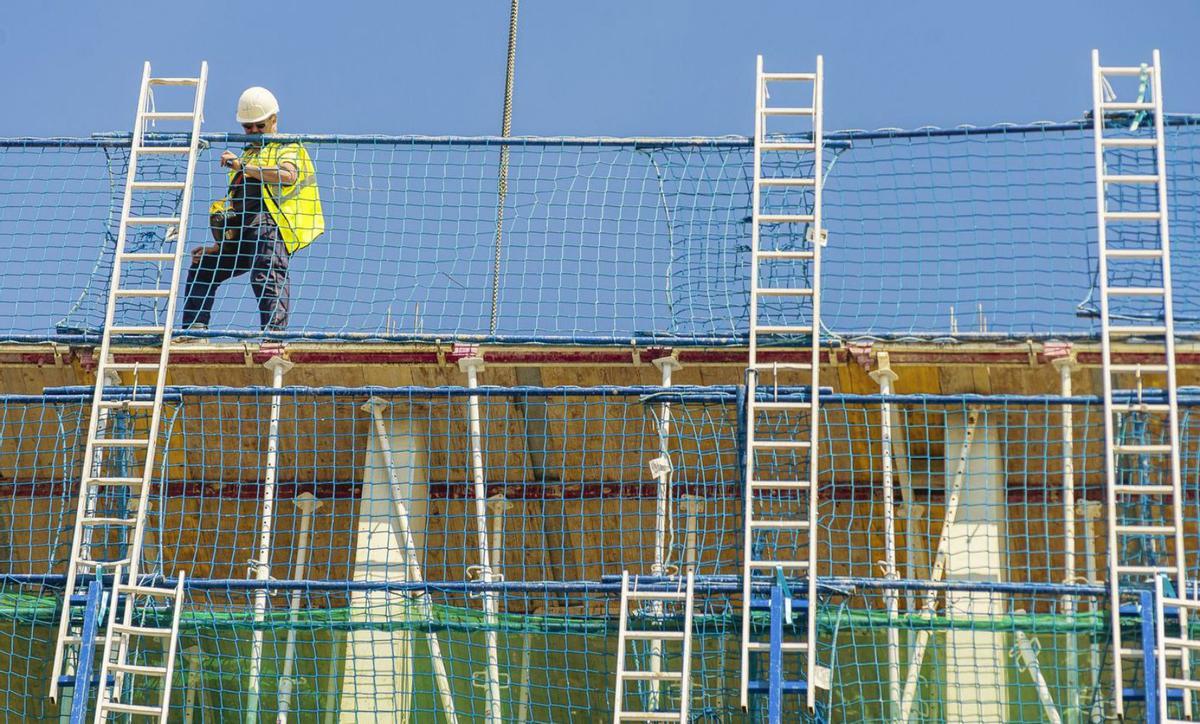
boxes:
[222,142,325,254]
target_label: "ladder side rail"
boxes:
[1151,49,1191,718]
[125,61,208,585]
[93,564,126,721]
[50,61,154,704]
[679,571,695,723]
[1093,48,1129,716]
[739,53,766,713]
[613,571,630,723]
[804,54,823,715]
[156,571,186,723]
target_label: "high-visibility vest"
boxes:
[233,142,325,254]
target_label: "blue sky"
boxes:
[1,1,1197,138]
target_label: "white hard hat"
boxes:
[236,86,279,124]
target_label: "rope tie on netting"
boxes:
[489,0,520,336]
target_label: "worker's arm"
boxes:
[220,150,299,185]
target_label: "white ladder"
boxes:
[48,61,207,714]
[1091,49,1190,719]
[612,571,695,723]
[1156,576,1200,723]
[93,567,186,722]
[739,55,824,714]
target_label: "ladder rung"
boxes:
[1106,248,1164,259]
[142,112,195,121]
[79,516,139,527]
[114,288,171,298]
[1102,138,1158,148]
[755,287,813,297]
[1115,524,1176,535]
[747,560,810,569]
[1113,484,1176,495]
[119,252,176,263]
[1162,678,1200,692]
[1108,325,1167,336]
[757,250,815,260]
[1109,364,1169,374]
[1161,638,1200,652]
[760,143,816,152]
[108,662,169,676]
[751,440,811,449]
[108,325,167,335]
[62,634,109,646]
[130,181,186,191]
[1110,403,1171,413]
[148,77,199,86]
[1103,174,1159,184]
[1116,565,1177,576]
[625,591,688,602]
[762,107,815,116]
[1108,287,1165,296]
[1102,102,1156,111]
[623,630,685,641]
[754,325,813,335]
[1104,211,1161,221]
[750,480,811,491]
[134,145,192,155]
[751,400,813,410]
[749,363,813,372]
[104,363,161,373]
[762,72,816,81]
[125,216,182,226]
[746,640,808,651]
[97,400,156,410]
[1101,66,1155,77]
[86,476,146,487]
[750,520,811,530]
[758,178,816,187]
[72,558,131,569]
[98,701,164,716]
[1113,443,1172,454]
[111,623,174,638]
[119,583,182,599]
[617,713,684,722]
[620,670,683,682]
[758,213,815,223]
[92,438,151,448]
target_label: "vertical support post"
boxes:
[1052,354,1081,724]
[277,493,323,724]
[649,355,681,710]
[1080,499,1104,723]
[868,354,901,721]
[681,495,702,576]
[246,356,293,724]
[459,357,504,724]
[362,398,458,724]
[1146,585,1162,724]
[768,584,784,724]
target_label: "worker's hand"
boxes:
[220,150,242,171]
[191,243,218,264]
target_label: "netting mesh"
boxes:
[2,387,1197,721]
[1,116,1198,344]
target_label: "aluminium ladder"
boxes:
[1091,49,1191,719]
[739,55,824,716]
[1156,576,1200,723]
[612,571,696,723]
[48,61,207,721]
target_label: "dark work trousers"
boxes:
[181,214,291,331]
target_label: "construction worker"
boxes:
[180,86,324,334]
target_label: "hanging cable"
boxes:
[490,0,520,336]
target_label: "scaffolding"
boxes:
[0,50,1197,723]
